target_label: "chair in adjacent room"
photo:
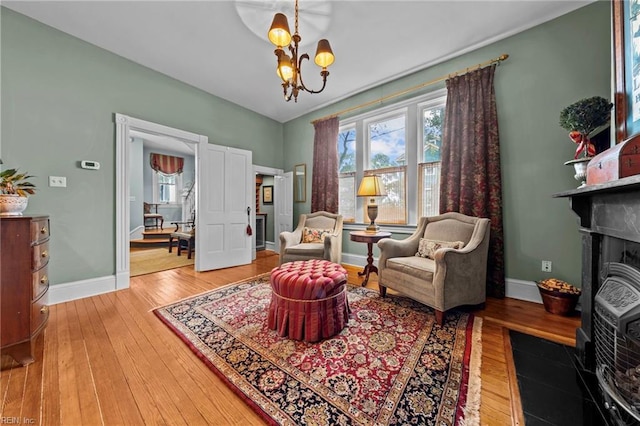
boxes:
[168,212,196,259]
[279,211,343,265]
[143,202,164,230]
[377,212,490,325]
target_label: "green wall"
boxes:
[1,2,612,289]
[283,1,611,287]
[1,7,284,285]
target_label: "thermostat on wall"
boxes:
[81,160,100,170]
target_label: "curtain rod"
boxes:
[311,53,509,125]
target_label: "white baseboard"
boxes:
[130,226,144,241]
[46,253,544,307]
[266,241,276,251]
[505,278,542,304]
[46,275,118,305]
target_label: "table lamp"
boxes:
[357,175,387,233]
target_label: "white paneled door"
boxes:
[195,144,253,271]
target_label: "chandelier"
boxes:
[267,0,335,102]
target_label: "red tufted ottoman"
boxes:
[268,259,350,342]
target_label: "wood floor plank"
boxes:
[503,327,525,426]
[74,296,129,426]
[105,291,208,425]
[91,292,174,425]
[0,250,581,425]
[41,305,61,425]
[54,300,84,425]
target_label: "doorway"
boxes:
[253,165,292,259]
[115,114,206,289]
[116,114,255,289]
[129,130,196,277]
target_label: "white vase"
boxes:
[564,157,592,188]
[0,194,29,215]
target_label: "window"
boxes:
[153,172,183,204]
[338,89,446,226]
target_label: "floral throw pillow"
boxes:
[302,227,333,243]
[415,238,465,259]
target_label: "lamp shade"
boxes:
[357,175,387,197]
[314,39,334,68]
[268,13,292,47]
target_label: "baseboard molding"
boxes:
[505,278,542,304]
[46,254,543,307]
[130,225,144,241]
[47,275,118,305]
[266,241,275,251]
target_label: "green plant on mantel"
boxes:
[0,168,36,197]
[559,96,613,159]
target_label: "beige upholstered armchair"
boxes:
[279,211,343,265]
[377,212,490,325]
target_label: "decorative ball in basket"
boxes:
[537,278,581,316]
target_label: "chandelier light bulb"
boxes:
[277,55,294,81]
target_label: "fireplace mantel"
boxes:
[555,174,640,369]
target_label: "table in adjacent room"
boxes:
[349,231,391,287]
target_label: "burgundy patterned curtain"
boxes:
[311,117,339,213]
[150,153,184,175]
[440,64,505,298]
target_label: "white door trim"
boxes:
[114,113,207,290]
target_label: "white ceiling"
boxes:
[4,0,593,123]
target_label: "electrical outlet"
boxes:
[542,260,552,272]
[49,176,67,187]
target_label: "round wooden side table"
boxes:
[349,231,391,286]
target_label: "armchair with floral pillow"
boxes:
[279,211,343,265]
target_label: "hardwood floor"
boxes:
[1,251,579,425]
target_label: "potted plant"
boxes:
[0,168,36,215]
[559,96,613,187]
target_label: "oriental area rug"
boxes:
[154,274,482,425]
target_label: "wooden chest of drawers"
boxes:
[1,215,50,367]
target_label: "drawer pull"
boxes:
[41,250,48,258]
[40,227,47,234]
[40,275,48,284]
[40,306,49,315]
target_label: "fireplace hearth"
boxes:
[556,175,640,425]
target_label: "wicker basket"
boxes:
[537,283,580,316]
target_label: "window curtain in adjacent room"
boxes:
[150,153,184,175]
[311,117,340,213]
[439,64,505,298]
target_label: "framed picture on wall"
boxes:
[263,185,273,204]
[613,0,640,142]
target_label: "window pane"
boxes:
[339,173,355,222]
[419,162,440,217]
[338,126,356,220]
[338,127,356,173]
[158,173,177,203]
[368,115,406,169]
[422,106,444,162]
[365,168,406,224]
